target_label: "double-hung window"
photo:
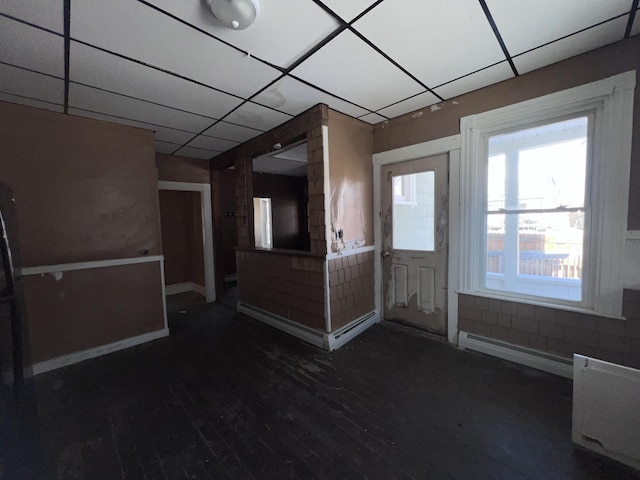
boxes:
[459,71,635,317]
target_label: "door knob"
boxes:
[381,251,391,258]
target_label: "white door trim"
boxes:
[373,134,461,344]
[158,181,216,303]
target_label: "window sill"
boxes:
[456,289,626,320]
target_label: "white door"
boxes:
[381,154,449,334]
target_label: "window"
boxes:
[460,71,635,316]
[392,172,435,251]
[253,197,272,249]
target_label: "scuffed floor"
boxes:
[1,301,638,479]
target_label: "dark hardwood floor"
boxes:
[1,300,638,480]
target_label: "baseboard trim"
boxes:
[166,282,205,296]
[458,331,573,378]
[3,328,169,384]
[237,303,378,351]
[326,311,380,351]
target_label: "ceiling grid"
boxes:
[0,0,637,159]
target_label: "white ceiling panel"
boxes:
[433,62,514,100]
[632,9,640,36]
[359,113,387,124]
[224,102,292,132]
[174,146,220,160]
[202,121,263,143]
[292,30,423,111]
[0,92,63,113]
[0,16,64,76]
[0,0,64,33]
[377,91,441,119]
[70,42,243,120]
[67,108,196,146]
[487,0,631,56]
[513,17,628,75]
[68,83,214,133]
[186,135,239,152]
[0,63,64,105]
[143,0,340,69]
[71,0,280,98]
[155,140,181,155]
[253,76,369,118]
[321,0,381,22]
[354,0,505,89]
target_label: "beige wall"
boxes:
[373,36,640,229]
[157,153,210,184]
[0,102,165,364]
[327,110,374,247]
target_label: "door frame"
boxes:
[373,135,461,344]
[158,181,216,303]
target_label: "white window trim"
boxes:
[459,71,635,318]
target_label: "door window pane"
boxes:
[393,171,435,251]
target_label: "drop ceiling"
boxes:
[1,0,638,161]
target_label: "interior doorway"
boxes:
[380,154,449,335]
[158,181,216,313]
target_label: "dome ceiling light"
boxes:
[208,0,261,30]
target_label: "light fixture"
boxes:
[208,0,260,30]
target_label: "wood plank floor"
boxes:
[1,301,639,480]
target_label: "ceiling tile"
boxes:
[143,0,340,69]
[0,16,64,76]
[486,0,631,55]
[376,91,441,119]
[0,92,63,114]
[354,0,505,89]
[0,0,64,33]
[632,9,640,36]
[223,102,292,132]
[321,0,381,22]
[186,135,239,152]
[71,0,280,98]
[70,42,244,120]
[155,140,181,155]
[513,17,629,75]
[68,83,214,133]
[359,113,387,124]
[0,63,64,105]
[67,108,196,145]
[202,121,263,143]
[174,146,220,160]
[433,62,514,100]
[291,30,423,111]
[253,76,369,117]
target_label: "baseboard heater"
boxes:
[573,354,640,470]
[458,331,573,378]
[237,302,379,351]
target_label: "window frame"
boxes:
[459,71,635,317]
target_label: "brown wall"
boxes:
[253,172,309,251]
[459,290,640,370]
[158,190,205,286]
[328,250,375,330]
[0,102,164,364]
[25,262,165,363]
[328,110,374,247]
[156,153,210,184]
[237,250,326,331]
[373,36,640,230]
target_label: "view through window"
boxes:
[485,116,588,301]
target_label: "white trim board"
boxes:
[165,281,206,296]
[372,134,461,345]
[237,302,379,351]
[158,181,216,303]
[4,328,169,383]
[21,255,163,276]
[459,331,573,378]
[326,245,375,261]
